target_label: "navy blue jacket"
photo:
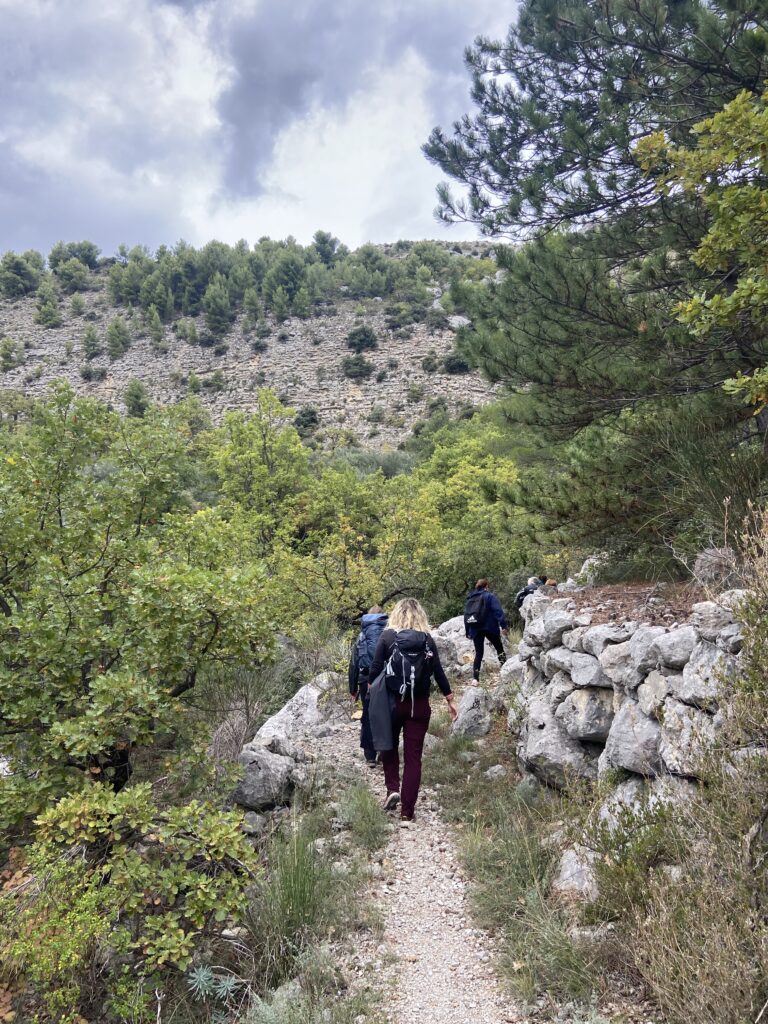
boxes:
[348,612,389,694]
[465,589,507,639]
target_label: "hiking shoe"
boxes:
[499,653,507,666]
[384,791,400,811]
[365,758,378,769]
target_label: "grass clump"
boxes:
[338,783,390,851]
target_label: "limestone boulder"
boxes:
[596,777,645,832]
[570,651,611,688]
[718,588,749,614]
[603,700,662,776]
[520,589,551,622]
[659,698,719,776]
[582,622,637,658]
[434,616,475,664]
[637,670,673,719]
[523,615,547,649]
[555,687,614,743]
[562,626,589,653]
[430,632,460,673]
[673,641,736,710]
[251,672,341,747]
[649,625,697,670]
[717,622,743,655]
[540,645,573,678]
[500,654,526,687]
[520,694,598,788]
[599,639,642,691]
[551,845,599,902]
[691,601,733,641]
[548,670,576,708]
[693,547,739,588]
[233,747,296,811]
[629,625,667,674]
[452,686,492,738]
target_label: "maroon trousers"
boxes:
[381,696,431,818]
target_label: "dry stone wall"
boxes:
[0,279,496,447]
[504,587,746,790]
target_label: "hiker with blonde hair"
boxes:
[367,597,457,821]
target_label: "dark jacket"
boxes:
[368,628,452,699]
[348,612,389,695]
[465,588,508,639]
[514,580,544,611]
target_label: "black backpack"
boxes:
[384,629,434,706]
[463,591,487,635]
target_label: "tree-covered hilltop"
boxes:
[426,0,768,570]
[0,235,497,445]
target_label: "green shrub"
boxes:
[421,351,439,372]
[106,315,131,359]
[294,406,320,437]
[346,324,378,353]
[341,354,375,380]
[442,351,471,374]
[70,293,85,317]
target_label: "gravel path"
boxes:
[314,714,518,1024]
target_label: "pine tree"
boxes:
[34,278,63,328]
[146,305,166,353]
[202,273,233,339]
[271,285,290,324]
[107,316,131,360]
[124,379,150,417]
[82,325,102,361]
[292,286,311,319]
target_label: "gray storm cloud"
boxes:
[0,0,511,254]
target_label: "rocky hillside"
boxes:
[0,253,497,448]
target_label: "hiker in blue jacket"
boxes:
[348,605,389,765]
[464,578,508,682]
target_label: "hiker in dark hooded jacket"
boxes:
[348,605,389,765]
[464,578,508,682]
[367,597,457,821]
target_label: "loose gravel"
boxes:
[313,714,518,1024]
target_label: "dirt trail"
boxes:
[315,715,518,1024]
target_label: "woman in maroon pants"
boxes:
[368,598,458,821]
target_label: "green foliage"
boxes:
[0,249,44,297]
[294,405,320,437]
[203,272,234,338]
[69,292,85,317]
[425,0,768,559]
[0,337,23,372]
[175,316,198,345]
[341,354,375,380]
[146,303,166,352]
[338,783,389,850]
[0,785,259,1021]
[0,386,275,827]
[81,324,102,361]
[125,378,150,417]
[34,276,63,328]
[346,324,378,353]
[106,314,131,359]
[48,240,100,271]
[55,256,89,294]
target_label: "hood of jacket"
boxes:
[361,612,388,633]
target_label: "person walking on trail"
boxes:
[464,578,508,682]
[514,575,546,612]
[348,605,389,766]
[367,598,457,821]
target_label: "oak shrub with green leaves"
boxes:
[0,384,275,828]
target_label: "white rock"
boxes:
[555,687,614,742]
[582,622,637,658]
[602,700,662,776]
[519,694,598,788]
[570,651,610,688]
[540,645,573,678]
[649,624,697,669]
[674,641,736,709]
[452,686,492,738]
[628,625,667,674]
[599,639,642,690]
[484,764,506,781]
[552,845,599,902]
[562,626,589,652]
[691,601,733,641]
[659,698,719,776]
[253,672,342,746]
[637,670,672,719]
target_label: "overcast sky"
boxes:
[0,0,513,257]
